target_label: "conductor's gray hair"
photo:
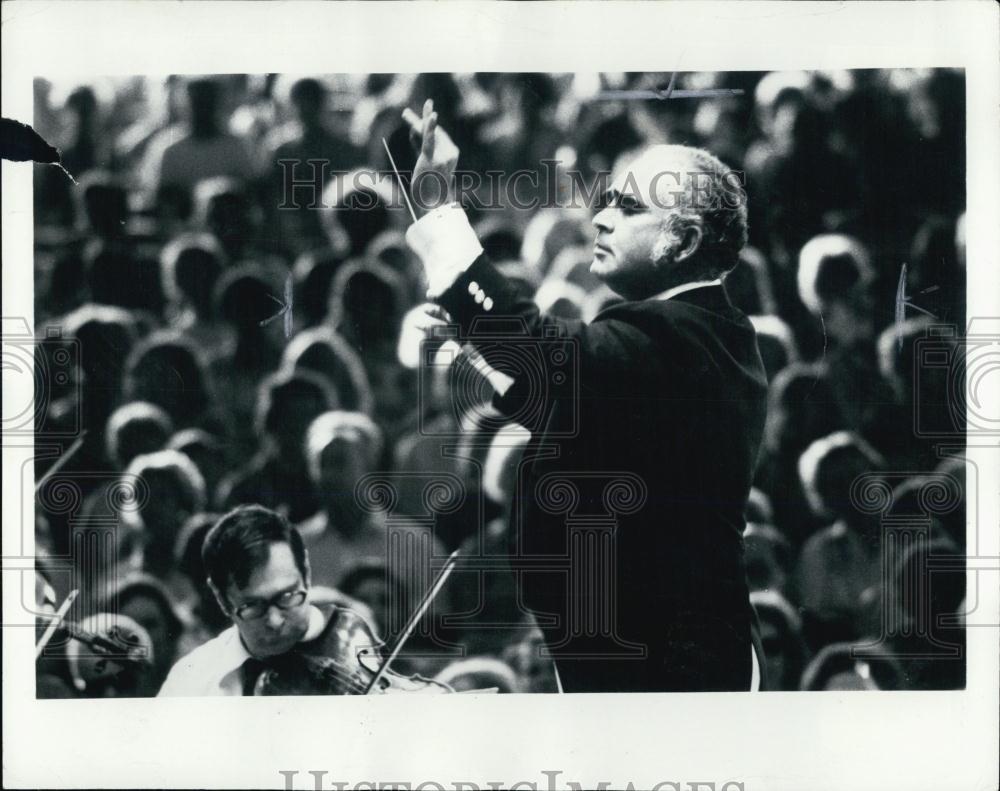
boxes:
[646,144,749,279]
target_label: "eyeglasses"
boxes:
[233,589,307,621]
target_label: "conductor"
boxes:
[403,101,768,692]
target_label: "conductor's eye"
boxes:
[616,194,644,214]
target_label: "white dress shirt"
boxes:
[157,605,327,697]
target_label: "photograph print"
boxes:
[28,67,969,698]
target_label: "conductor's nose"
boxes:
[592,206,613,232]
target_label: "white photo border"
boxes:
[3,2,998,789]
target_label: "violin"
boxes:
[36,590,154,694]
[252,550,462,696]
[252,606,452,695]
[37,589,149,666]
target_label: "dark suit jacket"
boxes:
[438,255,768,692]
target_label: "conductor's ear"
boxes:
[674,223,704,264]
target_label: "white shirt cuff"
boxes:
[405,204,483,297]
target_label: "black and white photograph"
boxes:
[3,2,998,790]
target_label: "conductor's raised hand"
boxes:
[403,99,459,213]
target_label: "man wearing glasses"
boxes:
[158,504,375,696]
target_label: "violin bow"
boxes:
[363,548,461,694]
[34,430,87,494]
[35,588,78,658]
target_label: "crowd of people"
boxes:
[31,69,967,696]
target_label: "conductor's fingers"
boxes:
[422,113,438,159]
[403,106,423,154]
[402,107,422,133]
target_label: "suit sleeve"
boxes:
[406,205,662,417]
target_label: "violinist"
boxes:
[158,504,381,696]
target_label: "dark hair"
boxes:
[202,505,308,598]
[290,77,326,110]
[339,559,403,601]
[256,367,335,437]
[100,573,184,637]
[123,333,212,424]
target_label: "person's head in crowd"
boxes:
[77,171,128,239]
[745,487,775,526]
[410,73,464,130]
[202,505,312,658]
[451,405,509,517]
[213,264,287,358]
[750,590,809,691]
[482,424,532,509]
[909,215,959,298]
[62,303,139,392]
[65,84,99,132]
[185,77,224,139]
[932,455,967,548]
[798,431,886,525]
[744,522,793,595]
[521,211,594,278]
[81,241,140,310]
[900,69,964,143]
[764,363,844,455]
[476,218,524,263]
[339,559,404,639]
[282,326,374,415]
[749,316,799,382]
[66,613,155,697]
[44,251,88,319]
[365,229,426,304]
[590,144,748,301]
[546,246,605,293]
[692,95,748,164]
[100,573,185,689]
[799,642,901,691]
[193,177,259,260]
[166,429,227,504]
[105,401,173,470]
[797,234,876,346]
[876,315,938,406]
[726,246,777,316]
[256,367,336,464]
[753,71,812,149]
[887,535,964,688]
[533,279,588,320]
[305,411,383,517]
[327,260,408,354]
[160,233,226,322]
[123,331,212,427]
[493,259,542,299]
[174,512,228,633]
[320,170,396,256]
[292,249,347,327]
[122,449,207,579]
[577,111,644,179]
[888,475,963,552]
[365,103,415,173]
[434,657,521,694]
[289,77,328,132]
